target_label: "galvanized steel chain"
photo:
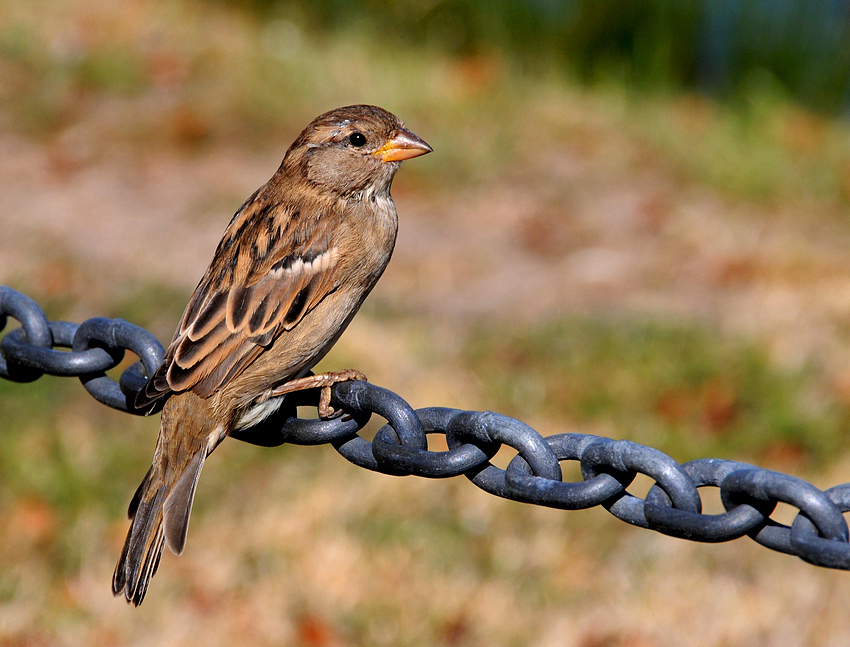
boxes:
[2,284,850,570]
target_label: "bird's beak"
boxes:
[373,129,433,162]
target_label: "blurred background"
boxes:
[3,0,850,644]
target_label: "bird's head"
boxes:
[282,105,432,197]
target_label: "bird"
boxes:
[112,104,432,606]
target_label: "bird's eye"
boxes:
[348,132,367,147]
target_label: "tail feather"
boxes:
[112,524,132,594]
[127,466,153,519]
[113,485,167,606]
[163,449,207,556]
[113,448,208,606]
[133,527,165,606]
[113,392,221,606]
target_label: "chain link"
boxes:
[2,285,850,570]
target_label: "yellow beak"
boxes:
[373,128,433,162]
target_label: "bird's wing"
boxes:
[137,192,342,407]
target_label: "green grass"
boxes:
[0,378,155,507]
[0,21,148,135]
[229,0,850,116]
[0,377,155,591]
[3,0,850,206]
[463,315,849,466]
[623,86,850,205]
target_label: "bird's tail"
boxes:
[113,394,219,606]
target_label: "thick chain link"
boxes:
[2,285,849,570]
[0,286,166,413]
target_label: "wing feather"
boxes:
[135,192,341,409]
[188,292,228,340]
[174,320,231,368]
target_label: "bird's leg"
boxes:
[269,369,367,418]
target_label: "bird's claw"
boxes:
[270,369,367,419]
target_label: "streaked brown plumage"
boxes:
[113,105,431,605]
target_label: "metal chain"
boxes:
[2,285,850,570]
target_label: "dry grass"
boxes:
[3,0,850,645]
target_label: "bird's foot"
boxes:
[270,369,367,419]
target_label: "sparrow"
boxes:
[112,105,431,605]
